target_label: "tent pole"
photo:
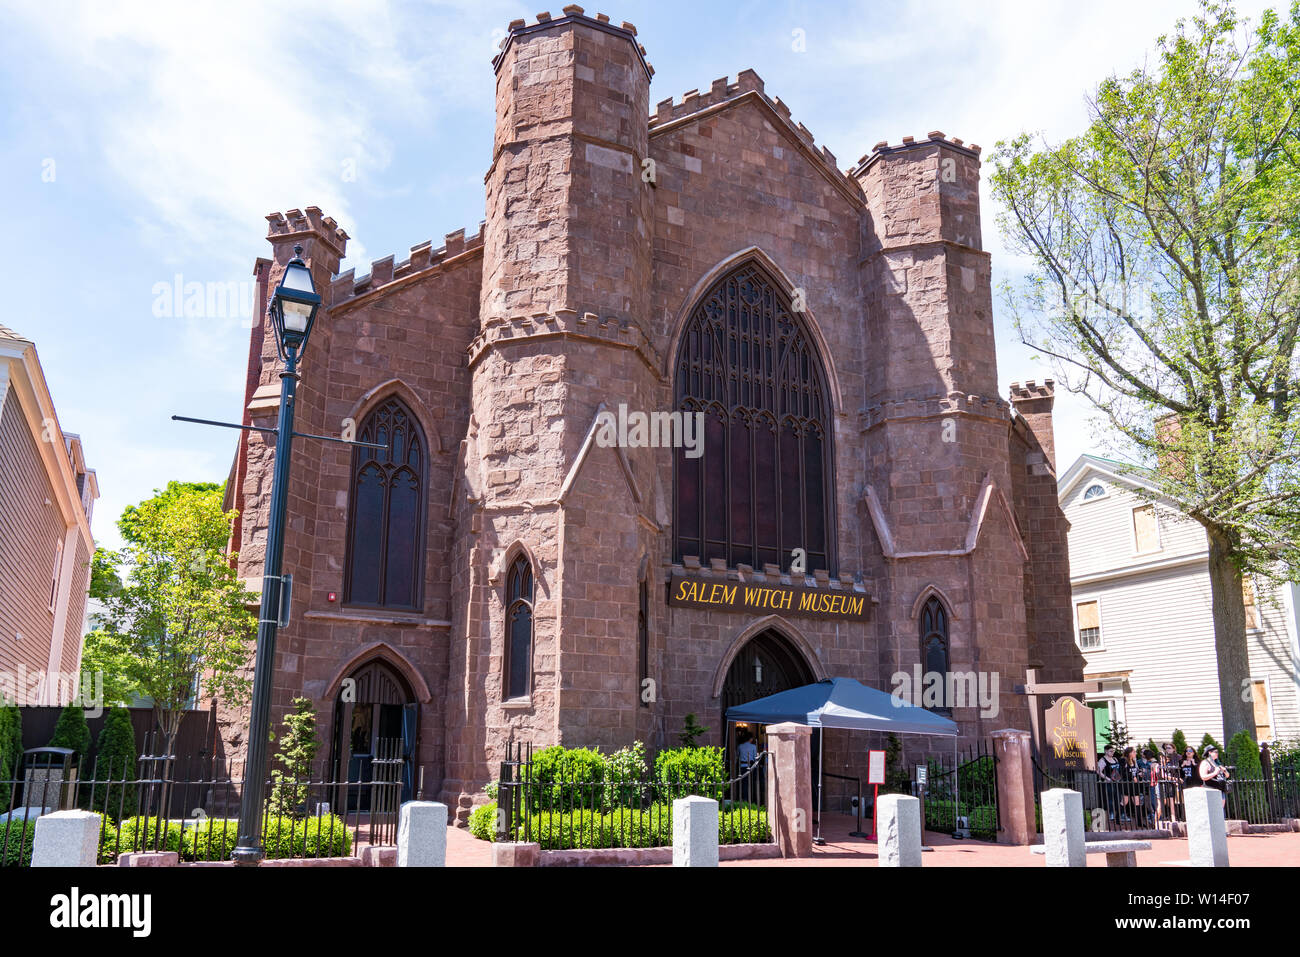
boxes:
[814,727,825,845]
[953,736,960,837]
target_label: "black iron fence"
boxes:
[495,742,771,851]
[1222,770,1300,824]
[915,740,1000,841]
[1,735,403,866]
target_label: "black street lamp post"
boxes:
[172,245,381,864]
[231,246,321,866]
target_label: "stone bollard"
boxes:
[1185,788,1230,867]
[31,810,102,867]
[1042,788,1085,867]
[397,801,448,867]
[673,795,719,867]
[765,722,813,858]
[877,794,922,867]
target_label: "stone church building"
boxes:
[224,8,1083,819]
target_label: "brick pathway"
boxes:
[444,812,1300,867]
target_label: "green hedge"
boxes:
[100,814,352,862]
[925,800,997,838]
[469,802,769,850]
[1,819,35,866]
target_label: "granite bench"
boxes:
[1031,839,1152,867]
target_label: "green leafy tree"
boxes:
[93,707,138,814]
[268,697,320,819]
[48,703,91,761]
[1172,728,1189,754]
[991,1,1300,742]
[1201,732,1225,755]
[95,481,256,762]
[678,712,709,747]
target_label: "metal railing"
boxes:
[496,743,771,851]
[1,737,404,866]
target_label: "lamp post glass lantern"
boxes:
[233,244,321,865]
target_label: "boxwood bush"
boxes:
[469,802,769,850]
[1,819,35,866]
[469,802,497,842]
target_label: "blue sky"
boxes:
[0,0,1282,550]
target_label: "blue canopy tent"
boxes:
[725,677,960,842]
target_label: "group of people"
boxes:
[1094,741,1231,827]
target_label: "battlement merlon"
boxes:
[265,206,349,275]
[854,131,985,254]
[1009,378,1057,406]
[493,8,654,81]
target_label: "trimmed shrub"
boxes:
[653,746,726,801]
[48,704,92,761]
[1,819,35,866]
[0,701,20,813]
[1172,729,1188,755]
[1226,731,1262,779]
[92,707,137,815]
[527,745,608,811]
[116,816,184,855]
[1200,733,1224,756]
[469,802,497,842]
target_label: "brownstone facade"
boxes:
[225,10,1084,821]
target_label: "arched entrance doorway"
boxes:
[721,628,817,779]
[330,658,418,810]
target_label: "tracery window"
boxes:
[505,555,534,700]
[920,596,951,715]
[673,262,835,572]
[344,397,426,609]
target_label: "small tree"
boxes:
[1201,732,1225,755]
[268,697,320,819]
[1101,719,1131,751]
[1226,730,1263,777]
[678,712,709,747]
[48,703,91,763]
[1172,729,1189,754]
[0,697,21,811]
[93,707,138,814]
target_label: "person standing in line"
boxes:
[1199,745,1231,793]
[1097,744,1122,826]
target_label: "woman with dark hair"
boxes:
[1178,745,1199,797]
[1121,747,1144,826]
[1199,745,1231,793]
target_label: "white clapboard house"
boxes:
[1058,454,1300,750]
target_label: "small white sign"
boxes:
[867,749,886,785]
[916,764,928,786]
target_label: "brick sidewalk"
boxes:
[446,812,1300,867]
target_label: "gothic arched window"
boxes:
[344,397,426,610]
[505,555,534,700]
[673,262,835,572]
[920,596,951,714]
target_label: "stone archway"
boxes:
[720,628,818,780]
[330,657,417,810]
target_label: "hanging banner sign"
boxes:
[666,572,871,621]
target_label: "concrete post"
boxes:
[1041,788,1085,867]
[673,795,718,867]
[877,794,922,867]
[31,810,101,867]
[992,728,1036,845]
[1185,787,1230,867]
[765,722,813,858]
[397,801,447,867]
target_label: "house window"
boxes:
[1076,600,1102,650]
[1251,679,1272,742]
[1082,483,1106,501]
[673,261,835,573]
[343,397,427,610]
[1132,504,1160,553]
[505,555,534,701]
[919,596,951,715]
[48,539,64,612]
[1243,578,1260,631]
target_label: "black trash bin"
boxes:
[22,747,78,812]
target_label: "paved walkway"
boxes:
[443,812,1300,867]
